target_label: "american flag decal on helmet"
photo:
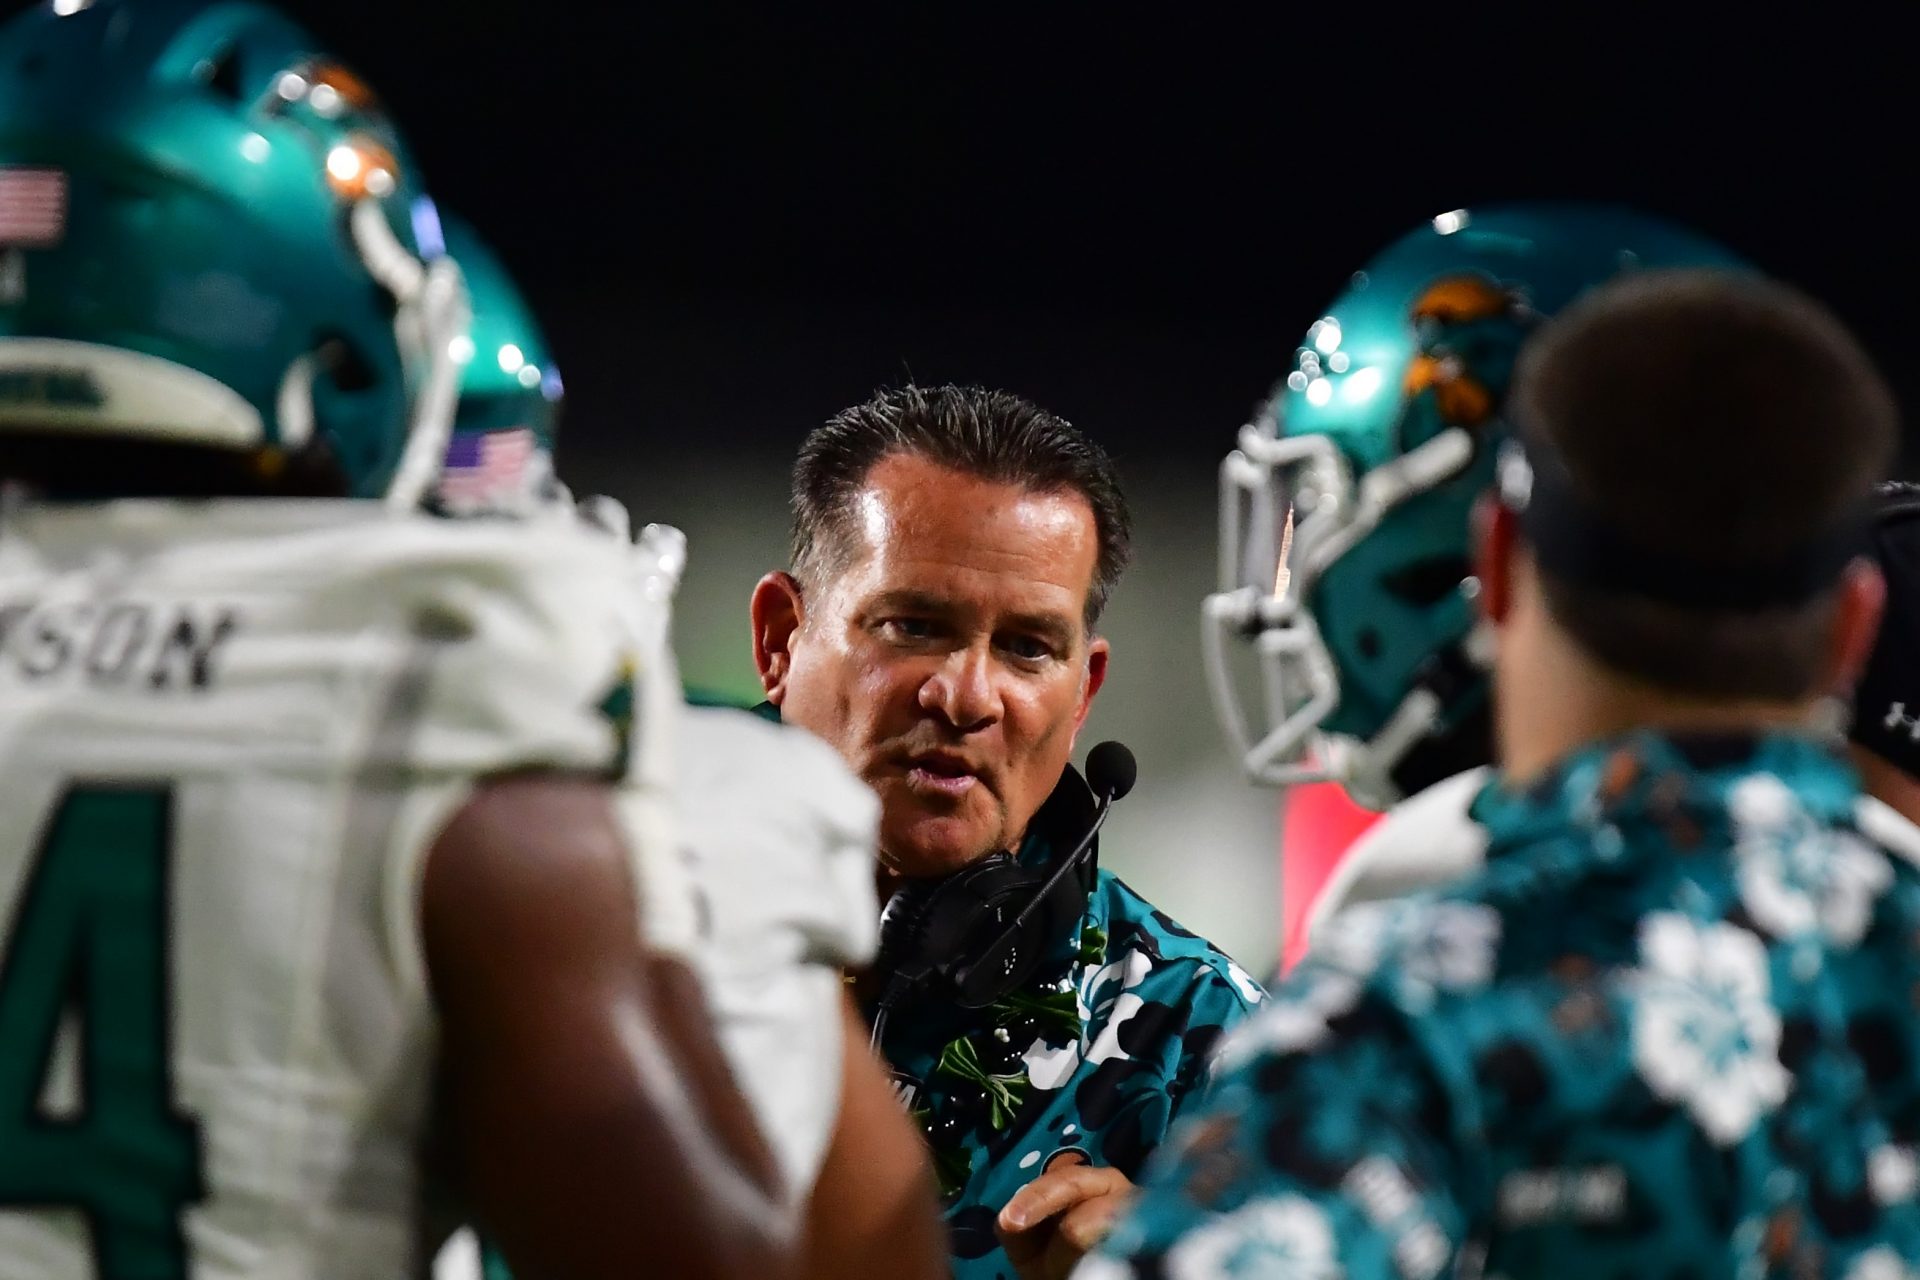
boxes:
[438,427,535,509]
[0,168,68,248]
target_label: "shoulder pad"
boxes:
[1306,766,1492,950]
[677,707,881,972]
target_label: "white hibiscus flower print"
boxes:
[1164,1195,1342,1280]
[1227,959,1268,1004]
[1730,774,1892,947]
[1631,913,1790,1145]
[1845,1246,1920,1280]
[1211,968,1363,1075]
[1032,948,1158,1087]
[1403,901,1502,992]
[1869,1144,1919,1206]
[1079,947,1154,1024]
[1314,900,1502,1003]
[1309,902,1396,978]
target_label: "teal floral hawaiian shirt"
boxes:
[879,767,1266,1280]
[1090,732,1920,1279]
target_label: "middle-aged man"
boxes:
[751,384,1265,1279]
[1090,270,1920,1278]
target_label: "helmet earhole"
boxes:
[1357,628,1383,661]
[1382,556,1475,607]
[314,332,376,393]
[195,43,244,103]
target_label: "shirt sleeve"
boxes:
[1167,960,1268,1116]
[1089,970,1473,1280]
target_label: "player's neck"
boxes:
[1497,610,1822,789]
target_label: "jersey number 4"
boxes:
[0,786,205,1278]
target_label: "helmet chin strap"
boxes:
[346,199,470,510]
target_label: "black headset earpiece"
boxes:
[869,742,1137,1048]
[873,854,1080,1011]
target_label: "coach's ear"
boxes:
[1473,493,1518,627]
[750,571,806,704]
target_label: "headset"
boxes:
[868,741,1137,1048]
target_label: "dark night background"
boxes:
[262,3,1912,473]
[138,3,1920,958]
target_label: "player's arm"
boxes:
[422,772,797,1280]
[799,994,946,1280]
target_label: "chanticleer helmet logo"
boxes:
[1401,274,1526,430]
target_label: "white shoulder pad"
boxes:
[362,518,645,780]
[1305,766,1492,950]
[677,707,881,974]
[675,707,880,1200]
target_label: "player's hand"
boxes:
[995,1153,1135,1280]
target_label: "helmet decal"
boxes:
[323,135,401,201]
[1402,275,1530,433]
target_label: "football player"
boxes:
[0,3,793,1277]
[1097,264,1920,1280]
[430,219,944,1279]
[1200,203,1746,968]
[1321,479,1920,921]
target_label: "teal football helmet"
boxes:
[433,214,562,515]
[0,0,468,503]
[1203,203,1747,807]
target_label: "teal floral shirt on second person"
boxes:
[878,766,1266,1280]
[1090,732,1920,1279]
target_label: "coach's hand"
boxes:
[996,1152,1135,1280]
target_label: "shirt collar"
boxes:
[1015,763,1101,872]
[1472,728,1860,844]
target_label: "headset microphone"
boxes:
[869,742,1137,1049]
[1083,740,1138,803]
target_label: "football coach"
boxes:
[749,383,1265,1280]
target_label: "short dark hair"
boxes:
[790,384,1133,628]
[1512,269,1898,699]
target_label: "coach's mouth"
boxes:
[901,749,986,799]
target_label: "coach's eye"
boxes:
[880,617,937,644]
[1002,635,1053,663]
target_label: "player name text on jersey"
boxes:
[0,597,240,690]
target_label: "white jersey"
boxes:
[0,498,656,1280]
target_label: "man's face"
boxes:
[769,453,1109,878]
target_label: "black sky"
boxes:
[225,5,1920,466]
